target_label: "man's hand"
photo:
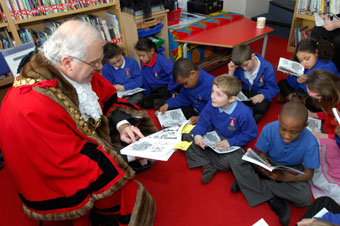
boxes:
[188,116,199,125]
[114,84,125,91]
[215,139,230,149]
[250,94,265,104]
[323,20,340,31]
[297,74,307,84]
[118,124,144,144]
[159,104,169,114]
[228,61,237,75]
[194,135,205,149]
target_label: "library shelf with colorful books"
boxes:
[0,0,126,49]
[287,0,315,53]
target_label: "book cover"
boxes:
[203,131,240,154]
[278,57,304,76]
[155,108,187,128]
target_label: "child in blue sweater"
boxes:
[135,38,178,109]
[183,74,257,184]
[102,43,143,105]
[159,58,215,124]
[230,102,320,226]
[278,38,340,112]
[228,44,279,123]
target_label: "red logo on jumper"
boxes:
[198,95,202,100]
[259,76,264,83]
[125,69,131,78]
[230,118,235,127]
[154,70,158,78]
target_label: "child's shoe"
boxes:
[201,164,218,184]
[268,196,290,226]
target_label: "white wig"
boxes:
[41,20,102,66]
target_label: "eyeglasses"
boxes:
[70,55,103,68]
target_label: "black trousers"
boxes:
[300,196,340,219]
[311,26,340,72]
[142,85,172,109]
[242,89,270,123]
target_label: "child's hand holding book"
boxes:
[194,135,205,149]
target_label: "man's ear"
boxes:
[60,56,73,71]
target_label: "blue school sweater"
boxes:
[287,58,340,92]
[233,53,279,102]
[165,69,214,113]
[140,53,178,96]
[192,100,258,147]
[102,56,143,90]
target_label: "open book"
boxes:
[155,108,187,128]
[307,117,322,132]
[236,91,251,102]
[242,148,305,176]
[120,120,189,161]
[277,57,304,77]
[203,131,240,154]
[117,87,145,98]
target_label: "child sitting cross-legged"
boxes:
[182,74,258,184]
[228,44,279,123]
[159,58,215,124]
[229,102,320,226]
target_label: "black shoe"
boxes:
[268,196,290,226]
[230,180,240,193]
[201,164,218,184]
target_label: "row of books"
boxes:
[14,13,121,46]
[0,0,114,21]
[297,0,340,15]
[290,25,312,47]
[0,28,15,49]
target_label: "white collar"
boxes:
[114,57,126,70]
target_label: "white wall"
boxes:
[223,0,270,18]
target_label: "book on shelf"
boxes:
[155,108,187,128]
[278,57,304,76]
[120,120,190,161]
[297,0,340,16]
[242,148,305,176]
[105,12,122,43]
[203,131,240,154]
[117,87,145,98]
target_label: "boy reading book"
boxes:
[159,58,215,125]
[182,74,257,184]
[229,102,320,226]
[228,44,279,123]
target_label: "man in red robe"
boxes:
[0,20,156,226]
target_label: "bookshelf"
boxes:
[121,10,170,65]
[0,0,126,48]
[287,0,315,53]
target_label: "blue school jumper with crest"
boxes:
[287,58,340,92]
[233,53,279,102]
[102,56,143,90]
[192,100,257,147]
[140,53,178,96]
[165,69,214,113]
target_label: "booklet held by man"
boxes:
[242,148,305,176]
[277,57,304,77]
[120,120,190,161]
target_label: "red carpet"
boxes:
[0,35,304,226]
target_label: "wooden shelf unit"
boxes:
[121,10,169,64]
[0,0,126,48]
[287,1,315,53]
